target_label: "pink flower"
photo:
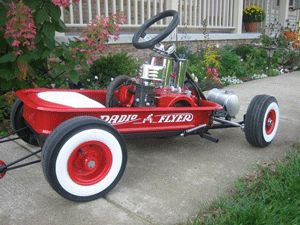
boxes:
[207,67,221,85]
[5,2,36,54]
[12,40,20,47]
[207,68,212,74]
[51,0,80,8]
[71,13,125,65]
[212,68,218,76]
[86,59,93,65]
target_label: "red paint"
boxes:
[265,109,276,135]
[0,160,6,179]
[118,85,135,107]
[17,88,223,136]
[67,141,112,186]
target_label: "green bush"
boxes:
[235,45,253,61]
[186,50,206,82]
[87,52,139,88]
[218,46,247,78]
[284,49,300,69]
[243,47,268,75]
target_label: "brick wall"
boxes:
[106,39,254,61]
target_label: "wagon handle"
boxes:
[0,149,41,179]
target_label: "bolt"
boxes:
[88,160,96,169]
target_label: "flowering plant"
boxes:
[76,13,126,65]
[52,0,80,8]
[51,13,126,84]
[243,6,265,23]
[207,67,221,85]
[4,2,36,55]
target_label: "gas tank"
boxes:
[207,88,240,117]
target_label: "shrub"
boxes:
[243,47,268,75]
[186,50,206,81]
[87,52,139,88]
[284,49,300,69]
[219,46,247,78]
[235,45,253,61]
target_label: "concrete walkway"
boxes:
[1,72,300,225]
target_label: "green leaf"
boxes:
[0,68,14,81]
[0,5,7,26]
[35,8,48,25]
[44,35,56,49]
[43,22,56,39]
[41,49,51,59]
[69,70,80,84]
[0,53,16,63]
[46,2,61,21]
[35,32,42,44]
[54,19,66,32]
[23,0,41,11]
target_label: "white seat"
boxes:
[37,91,105,108]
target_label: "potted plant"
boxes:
[243,6,265,32]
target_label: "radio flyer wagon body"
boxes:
[0,10,280,202]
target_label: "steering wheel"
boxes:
[132,10,179,49]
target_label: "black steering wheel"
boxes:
[132,10,179,49]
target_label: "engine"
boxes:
[134,55,189,107]
[207,88,240,118]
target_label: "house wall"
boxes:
[56,0,299,58]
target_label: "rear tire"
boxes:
[106,75,133,107]
[10,98,39,146]
[42,116,127,202]
[244,95,279,147]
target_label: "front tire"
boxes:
[244,95,279,147]
[42,116,127,202]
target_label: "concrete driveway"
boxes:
[1,72,299,225]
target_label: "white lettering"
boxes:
[100,115,110,122]
[158,115,167,123]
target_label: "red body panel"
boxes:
[17,88,223,135]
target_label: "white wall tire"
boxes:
[42,116,127,202]
[244,95,280,147]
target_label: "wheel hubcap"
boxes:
[265,109,276,135]
[68,141,112,185]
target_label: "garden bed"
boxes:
[188,143,300,225]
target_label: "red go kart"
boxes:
[0,10,279,202]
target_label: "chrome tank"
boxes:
[207,88,240,117]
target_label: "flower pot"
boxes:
[283,31,297,41]
[244,22,258,32]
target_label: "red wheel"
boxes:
[265,109,276,135]
[67,141,112,185]
[0,160,6,179]
[245,95,279,147]
[42,116,127,202]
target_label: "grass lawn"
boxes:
[190,144,300,225]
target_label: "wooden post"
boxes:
[166,0,178,10]
[234,0,244,34]
[279,0,289,27]
[166,0,179,41]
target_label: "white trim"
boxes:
[56,33,261,44]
